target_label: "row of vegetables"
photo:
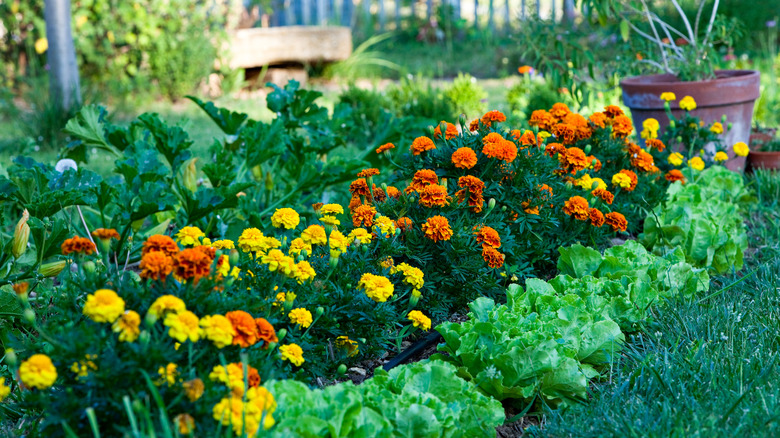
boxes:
[0,85,750,436]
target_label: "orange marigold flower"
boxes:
[173,248,212,281]
[630,150,656,172]
[375,143,395,154]
[482,245,505,268]
[522,201,540,215]
[587,155,602,171]
[469,119,480,132]
[518,65,534,74]
[348,195,363,212]
[592,188,614,205]
[255,318,278,349]
[552,123,577,145]
[352,204,377,228]
[140,251,174,281]
[605,212,628,232]
[563,196,589,221]
[421,216,453,243]
[619,169,638,192]
[474,226,501,248]
[645,138,666,152]
[434,121,459,140]
[517,129,538,146]
[195,245,216,261]
[143,235,180,258]
[550,102,571,120]
[455,175,486,213]
[529,110,555,131]
[559,147,589,173]
[665,169,686,184]
[545,142,565,157]
[349,178,372,199]
[92,228,120,240]
[61,236,96,255]
[589,112,608,129]
[386,186,401,198]
[589,208,605,227]
[13,282,29,296]
[612,115,633,137]
[564,113,592,140]
[538,183,554,198]
[419,184,450,208]
[411,136,436,155]
[396,217,413,232]
[452,147,478,169]
[406,169,439,194]
[372,185,387,203]
[480,110,506,127]
[357,168,380,178]
[312,202,324,212]
[225,310,259,348]
[483,133,517,162]
[604,105,625,119]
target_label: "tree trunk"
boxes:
[562,0,576,23]
[44,0,81,112]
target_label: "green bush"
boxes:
[442,73,487,120]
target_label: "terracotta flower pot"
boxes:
[747,151,780,171]
[621,70,761,171]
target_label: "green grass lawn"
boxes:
[528,170,780,437]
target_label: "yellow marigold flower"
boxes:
[211,239,235,250]
[238,228,266,253]
[407,310,432,330]
[20,354,58,390]
[659,92,676,101]
[174,413,195,435]
[262,249,296,276]
[688,156,705,171]
[733,142,750,157]
[0,377,11,401]
[611,173,632,189]
[301,225,327,245]
[679,95,697,111]
[320,203,344,216]
[271,208,300,229]
[112,310,141,342]
[288,308,313,328]
[289,238,312,257]
[279,344,305,366]
[183,378,204,402]
[591,177,607,190]
[273,292,286,308]
[391,263,425,290]
[380,256,394,269]
[69,355,97,378]
[157,363,178,386]
[374,216,396,237]
[335,336,359,357]
[294,261,316,284]
[710,122,724,134]
[212,387,276,436]
[668,152,684,166]
[714,151,729,162]
[329,230,349,256]
[83,289,125,324]
[320,215,341,226]
[200,315,236,348]
[357,273,395,302]
[175,226,205,246]
[34,38,48,54]
[164,311,200,343]
[575,174,594,190]
[148,295,186,319]
[642,118,660,132]
[348,228,373,244]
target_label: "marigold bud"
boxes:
[409,289,421,307]
[23,308,36,324]
[265,172,274,191]
[12,209,30,259]
[4,349,17,368]
[39,260,66,277]
[82,261,96,274]
[669,119,675,128]
[251,164,263,182]
[584,144,592,155]
[277,328,287,342]
[337,364,347,375]
[488,198,496,210]
[181,158,198,193]
[315,307,324,317]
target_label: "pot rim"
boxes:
[620,69,760,87]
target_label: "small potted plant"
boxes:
[586,0,760,170]
[747,134,780,171]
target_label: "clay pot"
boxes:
[621,70,761,171]
[747,151,780,171]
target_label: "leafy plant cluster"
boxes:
[433,239,708,411]
[641,165,752,274]
[265,360,504,437]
